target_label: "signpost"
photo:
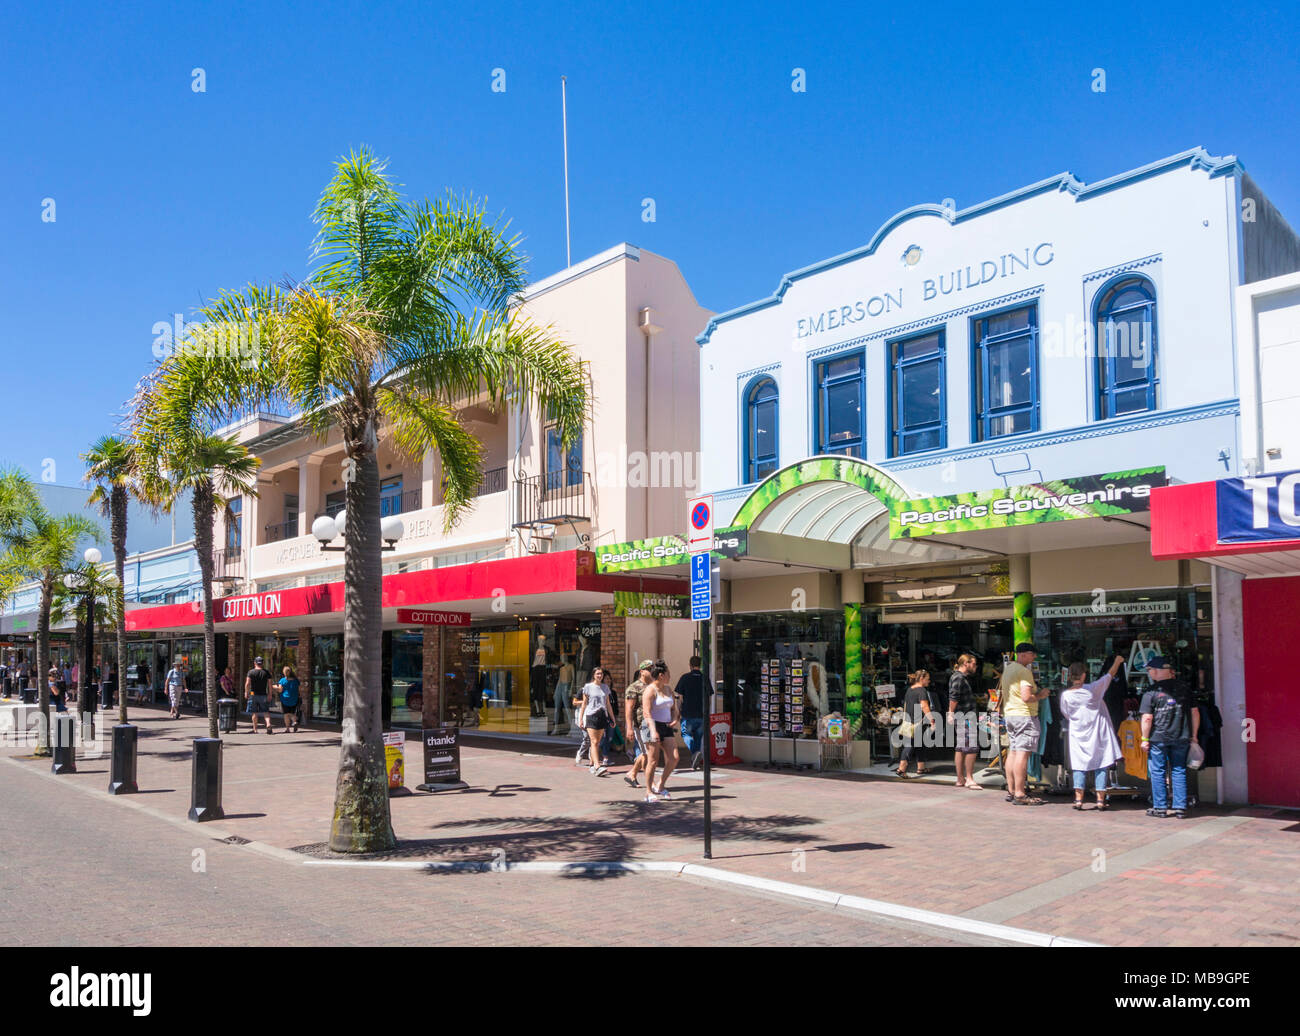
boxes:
[687,497,715,859]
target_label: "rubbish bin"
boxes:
[100,682,113,709]
[21,684,36,705]
[217,698,238,733]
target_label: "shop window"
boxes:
[325,490,345,519]
[972,304,1039,441]
[889,329,946,456]
[545,426,583,490]
[743,376,779,482]
[1095,277,1158,418]
[814,352,865,457]
[312,634,344,721]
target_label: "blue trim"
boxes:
[811,348,866,458]
[970,301,1041,443]
[1093,274,1159,420]
[875,398,1239,471]
[741,374,780,484]
[696,147,1242,345]
[887,328,947,457]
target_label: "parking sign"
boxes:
[690,552,711,620]
[687,494,714,554]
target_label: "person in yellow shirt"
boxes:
[1000,642,1050,805]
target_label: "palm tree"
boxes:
[8,502,101,754]
[0,469,39,614]
[83,435,148,726]
[135,149,590,852]
[135,430,260,739]
[50,556,125,725]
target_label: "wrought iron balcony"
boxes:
[264,519,299,543]
[213,547,244,583]
[513,471,591,529]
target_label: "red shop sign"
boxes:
[709,712,741,765]
[395,608,471,627]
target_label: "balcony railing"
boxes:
[476,466,507,498]
[513,471,591,528]
[264,519,299,543]
[213,547,244,583]
[380,488,422,518]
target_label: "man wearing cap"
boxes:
[1000,642,1049,805]
[1140,656,1199,818]
[245,655,274,735]
[622,659,654,788]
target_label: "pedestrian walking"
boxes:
[894,670,933,778]
[598,667,618,759]
[580,665,614,775]
[1140,655,1200,818]
[48,667,68,713]
[165,660,185,719]
[623,659,654,788]
[278,665,301,732]
[641,661,679,802]
[245,656,273,734]
[947,654,982,789]
[1000,643,1048,805]
[1060,655,1124,811]
[674,655,712,770]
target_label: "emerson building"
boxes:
[685,148,1299,803]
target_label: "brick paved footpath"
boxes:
[3,707,1297,946]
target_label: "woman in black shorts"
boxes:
[580,666,614,775]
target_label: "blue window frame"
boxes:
[888,329,946,456]
[743,376,779,482]
[545,426,583,490]
[379,476,403,517]
[814,352,865,457]
[225,498,242,551]
[972,304,1039,442]
[1095,277,1158,418]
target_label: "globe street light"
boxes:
[312,510,403,552]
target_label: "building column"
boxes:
[1010,554,1032,645]
[1212,567,1247,804]
[599,604,626,694]
[297,627,313,724]
[421,449,437,510]
[298,457,323,537]
[421,627,442,728]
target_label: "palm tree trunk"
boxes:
[114,486,129,726]
[329,427,395,852]
[194,482,220,740]
[34,577,53,755]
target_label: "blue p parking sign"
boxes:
[690,553,711,620]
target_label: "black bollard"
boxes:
[51,714,77,775]
[109,724,138,795]
[188,737,224,822]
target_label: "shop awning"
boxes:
[124,549,687,634]
[1150,479,1300,576]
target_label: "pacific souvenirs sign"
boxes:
[889,467,1168,539]
[595,527,747,573]
[611,591,689,619]
[1215,469,1300,543]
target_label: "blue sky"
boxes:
[4,0,1299,488]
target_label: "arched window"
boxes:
[1096,277,1158,418]
[744,376,779,482]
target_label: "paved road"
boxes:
[0,762,1001,946]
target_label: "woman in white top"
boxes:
[640,661,680,802]
[580,666,614,775]
[1059,655,1124,811]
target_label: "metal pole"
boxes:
[701,616,712,859]
[561,76,571,268]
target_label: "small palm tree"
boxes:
[50,557,125,721]
[135,149,590,852]
[0,469,39,613]
[83,435,149,726]
[135,430,260,739]
[8,502,101,754]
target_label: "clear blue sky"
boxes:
[4,0,1299,487]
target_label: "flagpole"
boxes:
[561,75,571,268]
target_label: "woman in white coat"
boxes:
[1059,655,1124,811]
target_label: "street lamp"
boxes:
[312,511,404,552]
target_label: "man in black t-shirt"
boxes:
[245,656,273,734]
[1139,655,1200,818]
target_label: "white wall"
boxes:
[700,154,1244,502]
[1236,271,1300,474]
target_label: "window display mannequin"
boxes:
[553,654,575,732]
[529,634,548,717]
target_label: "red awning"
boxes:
[1150,482,1300,575]
[125,550,686,633]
